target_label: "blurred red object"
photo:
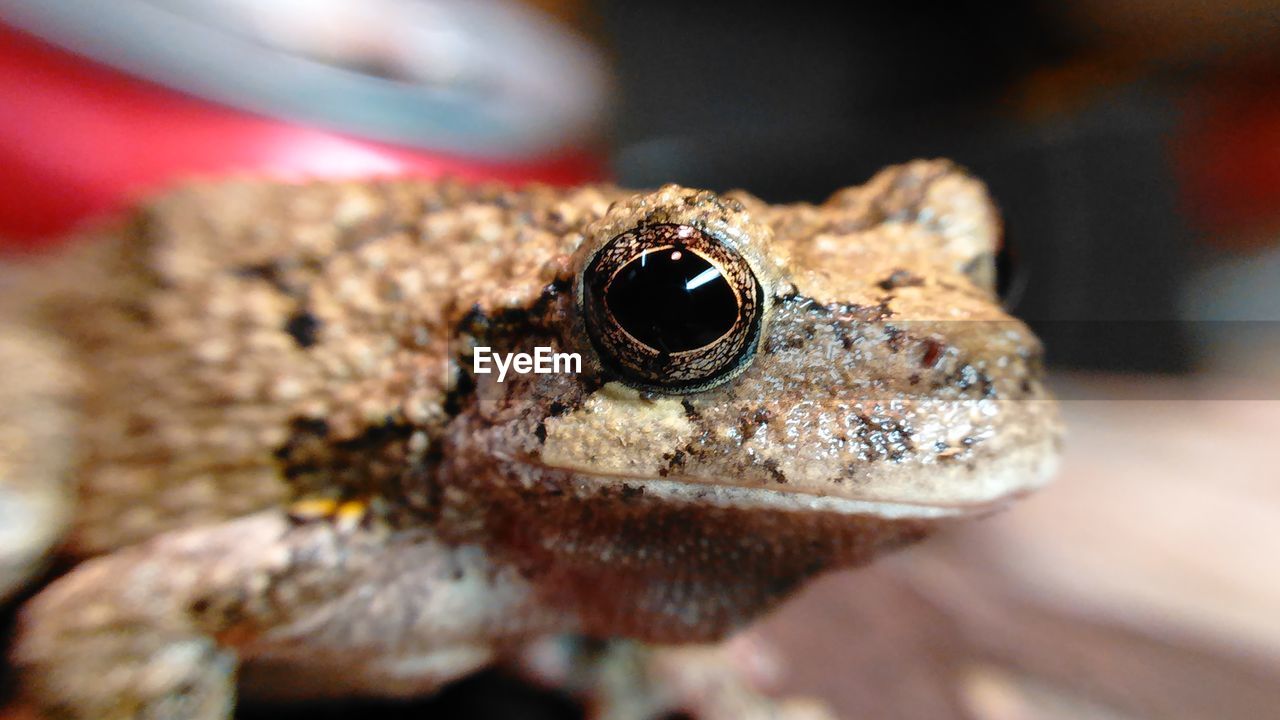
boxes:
[1176,68,1280,248]
[0,25,604,249]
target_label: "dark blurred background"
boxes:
[6,0,1280,379]
[596,0,1279,378]
[2,1,1280,718]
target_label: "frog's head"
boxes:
[445,160,1060,637]
[485,160,1059,516]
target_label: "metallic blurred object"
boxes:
[0,0,610,159]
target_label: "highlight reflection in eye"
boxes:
[684,267,722,291]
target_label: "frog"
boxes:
[0,159,1060,719]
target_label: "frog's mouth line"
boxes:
[606,477,978,519]
[513,456,1008,519]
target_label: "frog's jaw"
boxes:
[439,443,938,643]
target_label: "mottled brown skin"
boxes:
[0,160,1059,719]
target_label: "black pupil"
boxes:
[605,246,739,352]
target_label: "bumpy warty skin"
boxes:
[1,159,1060,719]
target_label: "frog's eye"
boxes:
[581,223,763,392]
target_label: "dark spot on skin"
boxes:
[534,421,547,444]
[458,304,490,337]
[762,459,787,484]
[852,412,916,463]
[828,320,858,352]
[275,418,422,508]
[288,417,330,439]
[738,407,770,441]
[885,326,905,353]
[920,338,944,368]
[234,262,280,283]
[578,374,607,395]
[662,449,687,477]
[681,399,698,419]
[827,299,891,324]
[909,373,921,385]
[540,394,588,422]
[351,420,414,448]
[443,361,476,417]
[284,311,321,348]
[878,269,925,291]
[190,597,211,615]
[953,363,995,398]
[485,277,570,330]
[620,484,645,500]
[1021,379,1033,395]
[231,259,320,296]
[487,304,533,328]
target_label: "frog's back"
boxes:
[8,178,621,556]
